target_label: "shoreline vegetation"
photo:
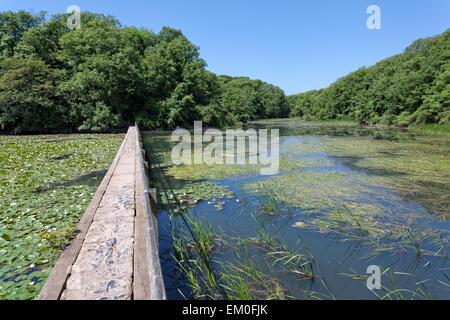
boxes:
[251,118,450,135]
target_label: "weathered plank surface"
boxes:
[60,128,137,300]
[38,126,166,300]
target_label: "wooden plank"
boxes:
[60,128,136,300]
[133,133,151,300]
[37,129,131,300]
[133,125,166,300]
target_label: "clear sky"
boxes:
[1,0,449,95]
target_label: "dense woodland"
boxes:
[0,11,289,133]
[0,10,448,133]
[288,29,450,125]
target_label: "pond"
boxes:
[142,120,449,300]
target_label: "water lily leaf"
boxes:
[1,234,11,241]
[36,259,49,265]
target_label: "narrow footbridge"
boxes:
[38,126,166,300]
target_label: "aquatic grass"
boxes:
[339,266,437,300]
[371,269,435,300]
[404,228,424,257]
[265,248,314,279]
[247,212,283,250]
[433,235,447,262]
[409,123,450,135]
[256,186,294,218]
[218,246,292,300]
[244,168,405,239]
[142,132,262,182]
[256,119,450,218]
[166,187,447,300]
[168,207,321,300]
[291,199,448,265]
[258,191,281,216]
[219,239,275,299]
[244,217,318,280]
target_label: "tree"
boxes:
[288,90,318,118]
[0,57,65,133]
[14,18,67,67]
[0,10,45,60]
[57,19,147,131]
[142,27,218,127]
[411,60,450,124]
[218,77,288,123]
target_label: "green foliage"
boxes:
[0,10,46,60]
[288,89,318,118]
[288,29,450,125]
[0,57,66,133]
[218,76,289,123]
[411,59,450,124]
[14,19,67,67]
[0,10,288,132]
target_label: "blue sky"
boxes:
[1,0,449,95]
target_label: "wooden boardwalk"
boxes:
[38,126,166,300]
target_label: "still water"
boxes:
[143,120,449,300]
